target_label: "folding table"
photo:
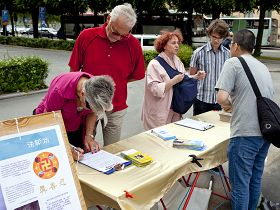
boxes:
[78,111,230,210]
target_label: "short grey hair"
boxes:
[110,3,137,28]
[84,76,115,115]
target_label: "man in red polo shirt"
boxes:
[69,3,145,146]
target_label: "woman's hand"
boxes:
[165,73,184,92]
[173,73,185,84]
[71,147,84,161]
[84,134,100,153]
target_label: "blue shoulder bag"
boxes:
[155,56,198,114]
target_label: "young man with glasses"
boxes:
[189,19,230,115]
[216,29,274,210]
[69,3,145,146]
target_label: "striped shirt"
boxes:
[190,42,230,104]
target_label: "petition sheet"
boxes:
[0,125,82,210]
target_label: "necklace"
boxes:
[77,106,83,112]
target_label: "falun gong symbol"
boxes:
[33,152,59,179]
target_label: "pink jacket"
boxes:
[141,52,186,130]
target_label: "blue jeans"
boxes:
[228,136,270,210]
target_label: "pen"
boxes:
[71,145,81,154]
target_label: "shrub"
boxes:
[177,44,193,67]
[0,56,48,93]
[0,36,75,51]
[143,50,158,66]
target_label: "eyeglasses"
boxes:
[211,35,223,42]
[109,22,131,39]
[230,42,236,48]
[85,100,91,110]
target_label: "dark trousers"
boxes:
[33,108,84,148]
[193,99,221,116]
[67,125,84,148]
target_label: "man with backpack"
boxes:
[215,29,274,209]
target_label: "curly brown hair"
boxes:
[154,30,183,53]
[206,19,229,38]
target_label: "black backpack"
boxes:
[155,56,198,114]
[238,57,280,148]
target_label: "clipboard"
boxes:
[175,118,214,131]
[79,150,131,175]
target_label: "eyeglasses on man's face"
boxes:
[230,42,236,48]
[211,34,223,42]
[109,22,131,39]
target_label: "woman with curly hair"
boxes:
[141,30,205,130]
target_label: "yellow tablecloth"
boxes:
[78,111,230,210]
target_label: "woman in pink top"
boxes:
[142,31,205,130]
[35,72,115,160]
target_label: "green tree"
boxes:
[133,0,168,34]
[0,0,17,36]
[232,0,280,56]
[198,0,234,19]
[15,0,45,38]
[253,0,280,56]
[169,0,235,45]
[87,0,109,27]
[45,0,88,39]
[167,0,199,45]
[15,0,87,39]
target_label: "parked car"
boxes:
[133,34,158,51]
[16,27,30,34]
[0,25,30,35]
[0,25,13,35]
[23,27,57,38]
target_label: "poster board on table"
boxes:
[0,111,86,210]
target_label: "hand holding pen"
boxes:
[71,145,84,161]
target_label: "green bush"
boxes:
[143,44,193,68]
[143,50,158,66]
[0,56,48,93]
[177,44,193,67]
[0,36,75,51]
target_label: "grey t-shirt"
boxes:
[215,54,274,138]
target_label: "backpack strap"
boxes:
[155,56,179,79]
[238,57,262,97]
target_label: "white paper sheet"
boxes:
[175,118,214,131]
[79,150,130,174]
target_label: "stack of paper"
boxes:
[175,118,214,131]
[121,149,153,167]
[151,128,177,140]
[173,139,206,151]
[79,150,131,174]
